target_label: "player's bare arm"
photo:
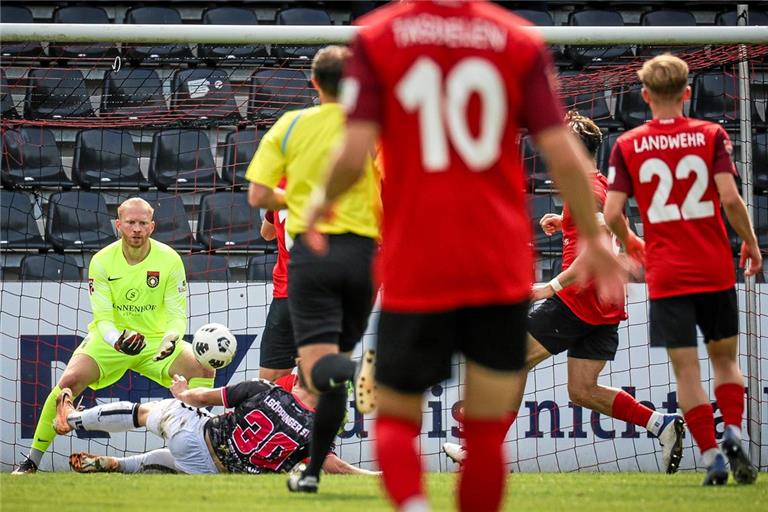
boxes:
[170,375,223,407]
[248,182,286,211]
[261,216,277,241]
[605,191,646,264]
[321,454,382,476]
[714,173,763,276]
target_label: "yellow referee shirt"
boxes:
[245,103,381,239]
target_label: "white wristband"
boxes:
[104,329,120,347]
[549,277,563,293]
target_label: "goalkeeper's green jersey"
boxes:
[87,238,188,343]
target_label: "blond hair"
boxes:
[117,197,154,219]
[637,54,689,100]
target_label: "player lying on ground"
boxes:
[605,54,761,486]
[60,373,378,476]
[14,197,214,475]
[443,112,685,474]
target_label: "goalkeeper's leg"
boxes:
[70,448,177,474]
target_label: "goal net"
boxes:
[1,28,766,474]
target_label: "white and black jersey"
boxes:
[204,379,314,474]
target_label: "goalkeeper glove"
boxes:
[114,330,145,355]
[154,334,179,361]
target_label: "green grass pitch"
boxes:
[1,472,765,511]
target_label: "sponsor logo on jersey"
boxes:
[125,288,139,302]
[147,271,160,288]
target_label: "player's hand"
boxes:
[539,213,563,236]
[740,240,763,277]
[578,236,627,306]
[531,283,555,301]
[153,334,179,362]
[114,330,145,355]
[170,374,188,399]
[304,188,333,256]
[624,232,646,265]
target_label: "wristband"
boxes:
[549,277,563,293]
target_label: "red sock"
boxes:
[611,390,653,427]
[459,415,510,512]
[375,415,423,507]
[714,383,744,429]
[684,403,718,453]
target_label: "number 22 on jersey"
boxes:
[395,57,507,172]
[639,154,715,224]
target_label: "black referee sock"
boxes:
[310,354,355,393]
[304,385,348,479]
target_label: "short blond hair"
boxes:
[637,54,689,99]
[117,197,154,219]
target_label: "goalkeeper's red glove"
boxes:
[114,330,145,355]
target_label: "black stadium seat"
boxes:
[247,253,277,281]
[24,69,94,120]
[123,7,192,61]
[199,7,267,61]
[101,68,167,119]
[528,194,563,256]
[597,132,621,176]
[521,136,552,192]
[716,9,768,26]
[20,254,81,281]
[754,131,768,194]
[566,10,630,67]
[51,6,117,60]
[1,69,18,119]
[222,128,262,187]
[639,10,697,57]
[46,191,115,251]
[72,129,149,189]
[564,90,620,129]
[196,192,272,251]
[0,5,43,58]
[690,71,761,128]
[615,84,652,130]
[1,190,48,250]
[1,127,70,188]
[274,8,332,61]
[138,191,203,252]
[511,9,567,66]
[182,254,231,281]
[248,69,315,121]
[149,129,219,191]
[171,68,240,125]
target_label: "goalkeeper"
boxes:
[14,197,215,474]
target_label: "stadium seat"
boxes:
[1,127,70,188]
[149,129,219,191]
[101,68,167,119]
[754,130,768,194]
[538,256,563,283]
[123,7,192,61]
[137,191,203,252]
[20,254,81,281]
[521,136,553,192]
[247,253,277,281]
[248,69,315,121]
[511,9,568,67]
[615,84,652,130]
[0,190,48,250]
[528,194,563,256]
[566,10,631,67]
[51,6,117,60]
[0,5,43,58]
[638,10,697,57]
[199,7,268,61]
[274,8,332,61]
[690,71,761,128]
[24,69,94,120]
[1,69,18,119]
[46,191,115,252]
[564,90,620,130]
[72,129,149,189]
[597,132,622,176]
[716,9,768,26]
[170,68,241,125]
[182,254,231,281]
[221,128,262,187]
[196,192,272,251]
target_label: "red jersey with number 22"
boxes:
[344,0,564,311]
[608,117,737,300]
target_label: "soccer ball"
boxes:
[192,323,237,370]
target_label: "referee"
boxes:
[246,45,381,494]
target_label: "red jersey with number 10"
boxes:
[344,0,564,311]
[608,117,737,299]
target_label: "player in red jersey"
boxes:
[304,2,624,509]
[605,54,761,486]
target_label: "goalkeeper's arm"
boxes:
[154,255,188,361]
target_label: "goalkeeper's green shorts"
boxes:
[73,333,188,390]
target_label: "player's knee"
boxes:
[567,382,596,407]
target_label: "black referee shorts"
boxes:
[259,298,297,370]
[288,233,375,353]
[649,287,738,348]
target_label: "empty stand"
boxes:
[51,6,117,60]
[199,7,268,61]
[137,191,203,252]
[274,8,332,61]
[1,190,48,250]
[247,253,277,281]
[123,7,192,61]
[614,84,652,130]
[566,10,630,67]
[0,5,43,58]
[20,254,81,281]
[690,71,761,128]
[72,129,148,189]
[1,69,18,119]
[716,9,768,26]
[597,132,622,175]
[754,130,768,194]
[46,191,115,251]
[248,68,315,121]
[521,136,553,192]
[196,192,271,251]
[564,89,620,129]
[639,9,697,57]
[101,68,167,119]
[529,194,563,256]
[171,68,240,125]
[1,127,70,188]
[182,254,231,281]
[149,129,219,191]
[222,128,262,187]
[24,69,94,120]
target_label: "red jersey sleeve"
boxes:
[713,126,738,176]
[342,35,383,124]
[519,45,565,136]
[264,210,275,224]
[607,142,634,195]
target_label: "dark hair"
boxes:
[566,110,602,157]
[311,45,351,98]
